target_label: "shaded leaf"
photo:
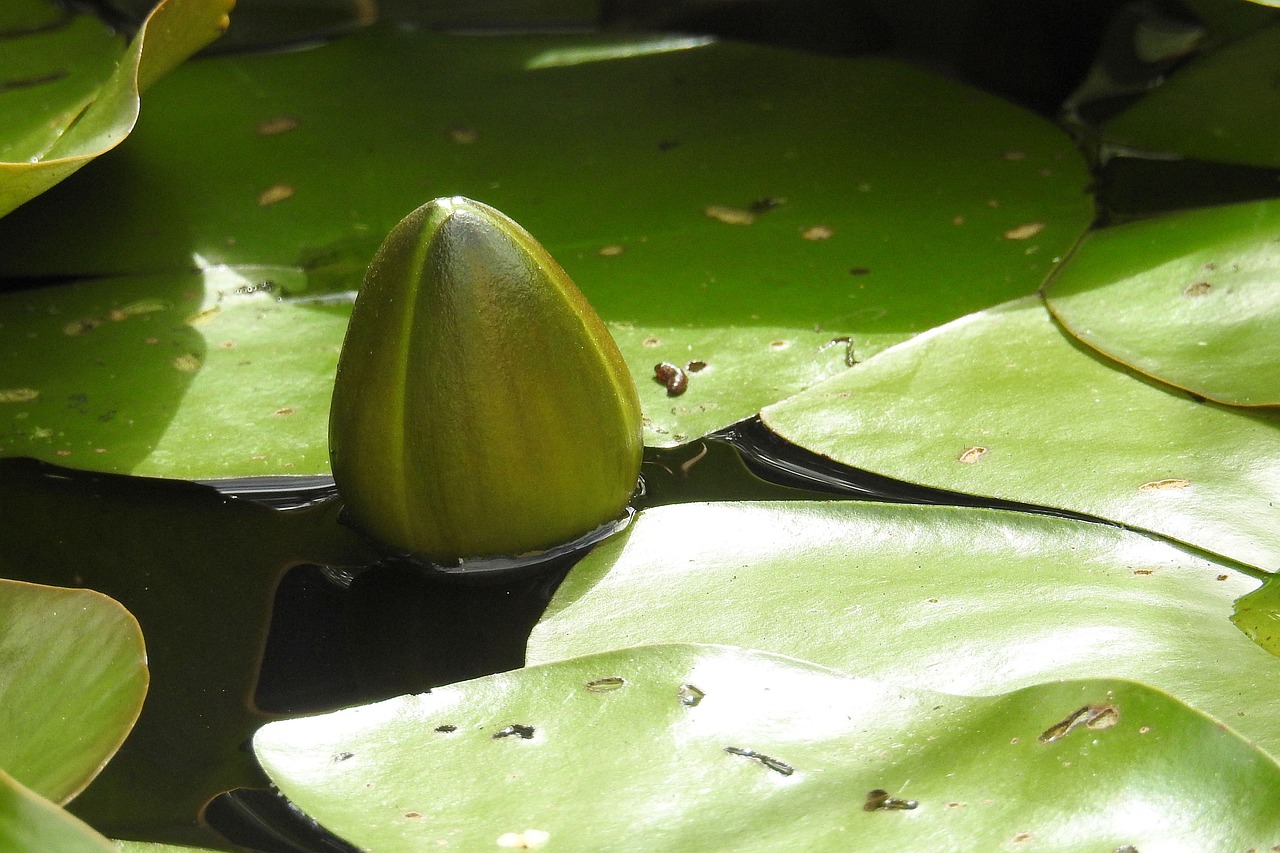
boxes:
[0,579,146,804]
[0,0,234,217]
[528,501,1280,755]
[1101,25,1280,167]
[760,296,1280,571]
[255,643,1280,851]
[1044,199,1280,406]
[0,770,114,853]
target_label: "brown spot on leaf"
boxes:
[704,205,755,225]
[274,407,296,416]
[258,184,295,206]
[1139,478,1190,491]
[447,124,478,144]
[256,115,300,135]
[685,360,707,373]
[1183,281,1212,297]
[801,224,834,241]
[642,336,661,348]
[172,354,201,374]
[1133,569,1154,576]
[1039,704,1119,743]
[598,244,624,256]
[957,446,988,464]
[1003,222,1044,240]
[0,388,38,403]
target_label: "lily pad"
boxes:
[1232,573,1280,657]
[0,0,234,217]
[528,500,1280,756]
[0,579,146,804]
[0,266,341,478]
[255,643,1280,851]
[0,25,1092,446]
[1100,25,1280,167]
[760,296,1280,571]
[1044,199,1280,406]
[0,770,115,853]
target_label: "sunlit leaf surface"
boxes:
[528,501,1280,754]
[0,25,1092,448]
[1045,199,1280,406]
[256,643,1280,852]
[760,296,1280,571]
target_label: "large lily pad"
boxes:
[1044,199,1280,406]
[0,770,115,853]
[0,579,146,804]
[255,643,1280,851]
[760,296,1280,572]
[1100,24,1280,167]
[0,0,234,217]
[528,500,1280,756]
[0,25,1092,447]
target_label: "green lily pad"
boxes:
[255,643,1280,851]
[0,579,146,804]
[760,296,1280,572]
[1100,25,1280,167]
[0,770,115,853]
[1044,199,1280,407]
[0,0,234,218]
[1232,573,1280,657]
[0,25,1092,447]
[528,501,1280,756]
[0,266,343,478]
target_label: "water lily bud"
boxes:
[329,197,643,563]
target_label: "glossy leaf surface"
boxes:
[0,771,114,853]
[0,579,146,804]
[1044,199,1280,406]
[1101,25,1280,167]
[528,501,1280,755]
[0,0,233,217]
[256,643,1280,851]
[760,296,1280,571]
[0,26,1092,447]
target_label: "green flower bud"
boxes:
[329,197,643,563]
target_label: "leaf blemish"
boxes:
[678,683,705,707]
[585,676,627,692]
[1038,704,1119,743]
[1138,478,1190,491]
[493,724,536,740]
[704,205,756,225]
[332,752,354,762]
[256,115,300,135]
[1003,222,1044,240]
[1183,281,1212,297]
[434,724,457,733]
[724,746,794,776]
[864,789,918,811]
[685,360,708,373]
[957,446,988,464]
